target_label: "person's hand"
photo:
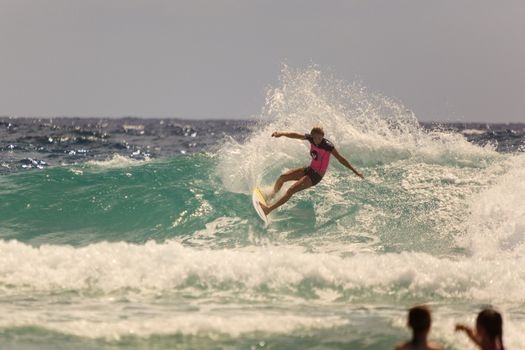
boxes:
[455,324,468,333]
[272,131,282,137]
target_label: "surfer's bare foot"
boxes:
[260,203,270,216]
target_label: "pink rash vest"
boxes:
[304,133,335,173]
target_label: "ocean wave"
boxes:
[0,309,347,339]
[0,240,523,304]
[85,154,152,168]
[460,152,525,257]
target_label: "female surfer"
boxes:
[261,126,364,216]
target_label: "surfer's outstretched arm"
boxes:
[271,131,305,139]
[332,148,364,179]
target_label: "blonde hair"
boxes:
[310,125,324,136]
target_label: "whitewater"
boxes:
[1,67,524,349]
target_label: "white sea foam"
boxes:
[0,239,524,342]
[461,153,525,257]
[85,154,150,168]
[0,307,347,339]
[462,129,486,135]
[0,240,523,304]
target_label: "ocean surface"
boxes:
[1,68,524,349]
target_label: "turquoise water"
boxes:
[1,68,525,349]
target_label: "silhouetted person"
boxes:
[395,305,444,350]
[456,308,504,350]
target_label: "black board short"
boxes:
[304,166,323,186]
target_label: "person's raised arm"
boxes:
[332,148,364,179]
[271,131,305,139]
[455,324,481,346]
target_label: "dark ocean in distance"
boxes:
[1,116,523,174]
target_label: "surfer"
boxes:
[261,126,363,215]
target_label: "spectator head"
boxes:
[408,305,432,334]
[476,308,503,344]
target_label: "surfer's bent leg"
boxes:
[273,167,306,194]
[263,176,313,215]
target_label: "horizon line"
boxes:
[0,115,523,125]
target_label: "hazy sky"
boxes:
[1,0,524,122]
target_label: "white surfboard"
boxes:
[252,187,269,225]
